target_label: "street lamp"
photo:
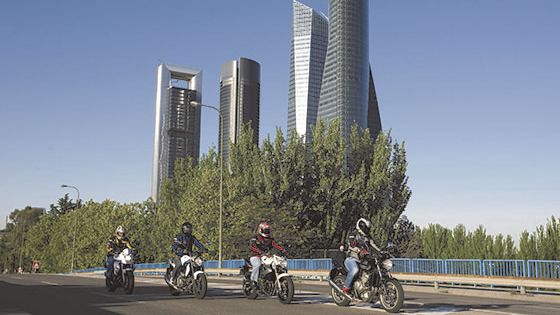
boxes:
[61,184,80,273]
[190,101,224,269]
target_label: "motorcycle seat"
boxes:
[333,260,348,272]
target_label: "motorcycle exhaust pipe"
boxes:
[327,279,352,300]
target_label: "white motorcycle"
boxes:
[105,248,135,294]
[164,252,208,299]
[240,254,295,304]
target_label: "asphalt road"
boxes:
[1,274,560,315]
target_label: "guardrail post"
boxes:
[535,262,539,278]
[520,286,527,295]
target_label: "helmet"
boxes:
[182,222,193,235]
[356,218,371,237]
[258,221,271,238]
[115,226,126,240]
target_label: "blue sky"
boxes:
[0,0,559,237]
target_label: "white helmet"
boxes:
[356,218,371,237]
[115,226,126,239]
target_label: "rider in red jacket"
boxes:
[248,221,287,287]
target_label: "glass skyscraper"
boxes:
[318,0,382,143]
[288,0,329,143]
[219,58,260,162]
[151,64,202,200]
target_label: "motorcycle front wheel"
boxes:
[193,273,208,299]
[124,270,135,295]
[379,278,404,313]
[277,276,294,304]
[105,276,116,292]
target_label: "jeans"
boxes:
[250,256,262,282]
[344,257,360,289]
[106,255,114,274]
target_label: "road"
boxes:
[1,274,560,315]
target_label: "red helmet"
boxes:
[258,221,271,238]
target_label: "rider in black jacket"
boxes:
[170,222,208,285]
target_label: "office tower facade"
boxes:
[318,0,382,143]
[151,64,202,200]
[219,58,260,162]
[288,0,329,143]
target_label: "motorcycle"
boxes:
[164,251,208,299]
[105,248,135,294]
[240,254,294,304]
[327,241,404,313]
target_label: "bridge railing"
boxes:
[76,258,560,279]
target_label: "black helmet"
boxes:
[182,222,193,235]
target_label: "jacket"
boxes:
[172,233,207,257]
[249,235,286,256]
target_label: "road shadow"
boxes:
[0,278,251,315]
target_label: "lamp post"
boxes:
[61,184,80,273]
[190,101,224,269]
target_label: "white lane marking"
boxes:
[41,281,59,286]
[410,307,465,315]
[10,276,24,280]
[322,302,387,312]
[470,309,528,315]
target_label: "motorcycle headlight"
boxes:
[382,259,393,271]
[276,256,288,269]
[193,257,203,267]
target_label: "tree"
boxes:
[421,224,451,258]
[393,216,422,257]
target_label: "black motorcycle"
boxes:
[164,251,208,299]
[327,242,404,313]
[240,254,294,304]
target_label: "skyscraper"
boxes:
[288,0,329,143]
[151,64,202,200]
[318,0,382,143]
[219,58,260,161]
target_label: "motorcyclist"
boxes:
[106,226,134,278]
[170,221,208,285]
[248,221,288,288]
[340,218,381,294]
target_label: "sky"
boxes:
[0,0,559,237]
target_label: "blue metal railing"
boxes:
[76,258,560,279]
[527,260,560,279]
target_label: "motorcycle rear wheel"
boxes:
[242,278,257,299]
[331,275,351,306]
